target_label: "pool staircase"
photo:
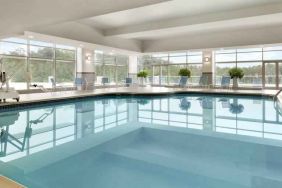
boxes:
[100,127,282,188]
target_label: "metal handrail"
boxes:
[274,89,282,100]
[274,100,282,117]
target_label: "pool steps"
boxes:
[2,124,282,187]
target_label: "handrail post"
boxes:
[274,89,282,100]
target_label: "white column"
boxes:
[129,55,138,75]
[76,48,95,90]
[128,55,138,83]
[202,50,213,85]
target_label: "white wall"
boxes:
[77,48,94,73]
[202,51,213,73]
[129,55,138,74]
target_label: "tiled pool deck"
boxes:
[0,87,279,108]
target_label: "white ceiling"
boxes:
[114,13,282,40]
[0,0,169,38]
[2,0,282,52]
[80,0,281,30]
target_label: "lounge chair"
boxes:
[179,76,188,88]
[221,76,231,89]
[166,76,188,88]
[125,77,133,87]
[191,74,210,88]
[74,77,89,90]
[102,77,109,86]
[50,78,68,91]
[199,75,211,88]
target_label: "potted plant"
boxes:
[178,68,191,86]
[228,68,244,89]
[137,70,148,86]
[178,68,191,77]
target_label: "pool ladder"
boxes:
[274,89,282,100]
[274,89,282,117]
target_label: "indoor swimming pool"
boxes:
[0,94,282,188]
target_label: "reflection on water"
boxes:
[0,98,129,162]
[138,95,282,139]
[0,94,282,162]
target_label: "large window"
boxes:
[138,51,203,85]
[55,46,76,84]
[1,57,27,89]
[29,59,53,87]
[214,48,263,87]
[0,39,28,89]
[0,38,77,90]
[115,55,129,85]
[215,46,282,88]
[94,51,128,85]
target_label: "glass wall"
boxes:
[138,51,203,85]
[55,46,76,84]
[214,46,282,88]
[94,51,128,85]
[0,38,76,90]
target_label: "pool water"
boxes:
[0,94,282,188]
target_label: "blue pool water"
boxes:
[0,94,282,187]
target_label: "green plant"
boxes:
[137,70,148,78]
[228,68,244,79]
[178,68,191,77]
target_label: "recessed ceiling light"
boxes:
[79,44,84,47]
[28,35,34,39]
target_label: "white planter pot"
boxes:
[232,77,238,89]
[139,77,146,86]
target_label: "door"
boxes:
[152,65,161,85]
[263,62,282,89]
[152,65,168,85]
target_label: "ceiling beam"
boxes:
[104,2,282,39]
[0,0,170,37]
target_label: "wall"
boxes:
[76,48,95,90]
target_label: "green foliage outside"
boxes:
[95,55,128,84]
[178,68,191,77]
[137,70,148,78]
[228,67,244,79]
[138,56,202,84]
[1,46,75,83]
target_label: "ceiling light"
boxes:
[85,54,91,61]
[28,35,34,39]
